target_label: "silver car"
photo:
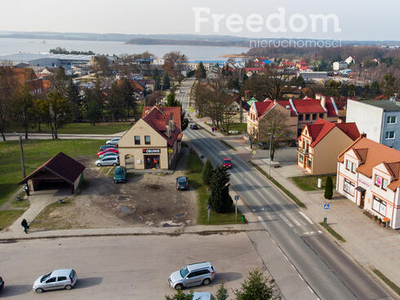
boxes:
[95,156,119,167]
[33,269,77,293]
[106,137,121,145]
[168,262,215,290]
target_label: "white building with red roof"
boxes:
[337,136,400,229]
[118,106,182,170]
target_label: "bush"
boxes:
[324,176,333,199]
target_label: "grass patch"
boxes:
[187,150,243,225]
[10,198,31,209]
[373,269,400,296]
[8,122,132,135]
[220,140,237,151]
[0,139,102,206]
[248,161,306,208]
[30,199,74,230]
[0,210,25,231]
[291,175,337,191]
[226,123,247,134]
[319,222,346,242]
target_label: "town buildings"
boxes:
[337,136,400,229]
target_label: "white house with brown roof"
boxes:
[337,136,400,229]
[118,106,182,170]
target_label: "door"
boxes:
[55,276,67,289]
[360,190,365,208]
[125,155,135,169]
[44,277,57,290]
[185,271,202,287]
[145,155,160,169]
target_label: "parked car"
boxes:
[168,262,215,290]
[33,269,77,293]
[106,137,121,145]
[97,148,119,157]
[99,144,117,152]
[0,276,4,291]
[114,166,127,183]
[190,124,199,130]
[176,176,189,190]
[222,158,232,169]
[99,152,119,159]
[193,292,211,300]
[258,142,268,149]
[95,156,119,167]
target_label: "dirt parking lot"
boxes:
[32,148,197,230]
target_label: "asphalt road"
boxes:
[0,234,264,300]
[180,78,390,300]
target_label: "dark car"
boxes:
[114,166,127,183]
[99,144,117,152]
[0,276,4,291]
[190,124,199,130]
[176,176,189,190]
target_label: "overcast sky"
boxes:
[0,0,398,41]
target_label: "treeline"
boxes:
[50,47,95,55]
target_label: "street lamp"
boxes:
[268,132,273,177]
[14,132,26,179]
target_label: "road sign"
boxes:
[190,106,194,112]
[324,204,330,210]
[234,195,239,201]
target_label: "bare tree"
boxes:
[0,63,19,140]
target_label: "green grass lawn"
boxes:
[7,122,132,135]
[0,210,25,231]
[186,150,243,225]
[227,123,247,133]
[291,175,337,191]
[0,139,103,206]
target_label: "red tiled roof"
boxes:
[254,101,275,118]
[142,106,181,131]
[338,137,400,190]
[335,122,360,140]
[19,152,85,185]
[142,106,182,147]
[291,99,325,114]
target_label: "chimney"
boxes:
[361,133,367,138]
[321,96,326,108]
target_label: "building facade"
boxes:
[118,106,182,170]
[297,119,359,175]
[346,100,400,150]
[337,136,400,229]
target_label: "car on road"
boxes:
[99,144,117,152]
[0,276,4,291]
[97,148,119,157]
[223,158,232,169]
[114,166,127,183]
[176,176,189,190]
[190,124,199,130]
[33,269,77,293]
[106,137,121,145]
[95,156,119,167]
[99,152,120,159]
[168,262,215,290]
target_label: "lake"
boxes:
[0,38,249,61]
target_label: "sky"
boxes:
[0,0,398,41]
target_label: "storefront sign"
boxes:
[358,178,371,188]
[142,149,161,154]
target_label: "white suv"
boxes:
[168,262,215,290]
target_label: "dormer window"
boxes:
[346,160,351,171]
[351,163,356,173]
[375,175,388,191]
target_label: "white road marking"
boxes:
[299,212,314,225]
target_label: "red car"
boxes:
[223,158,232,169]
[97,148,119,157]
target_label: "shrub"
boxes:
[324,176,333,199]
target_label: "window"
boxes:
[134,136,140,145]
[351,163,356,173]
[312,113,317,120]
[307,158,312,168]
[346,160,351,171]
[372,196,386,215]
[343,178,355,196]
[385,131,395,139]
[299,115,303,121]
[46,277,56,283]
[145,135,151,145]
[305,114,310,120]
[387,116,397,124]
[57,276,67,282]
[382,178,388,190]
[299,155,303,163]
[319,113,324,119]
[375,175,382,187]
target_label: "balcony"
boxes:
[297,147,309,156]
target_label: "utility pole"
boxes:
[269,132,273,177]
[15,133,26,178]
